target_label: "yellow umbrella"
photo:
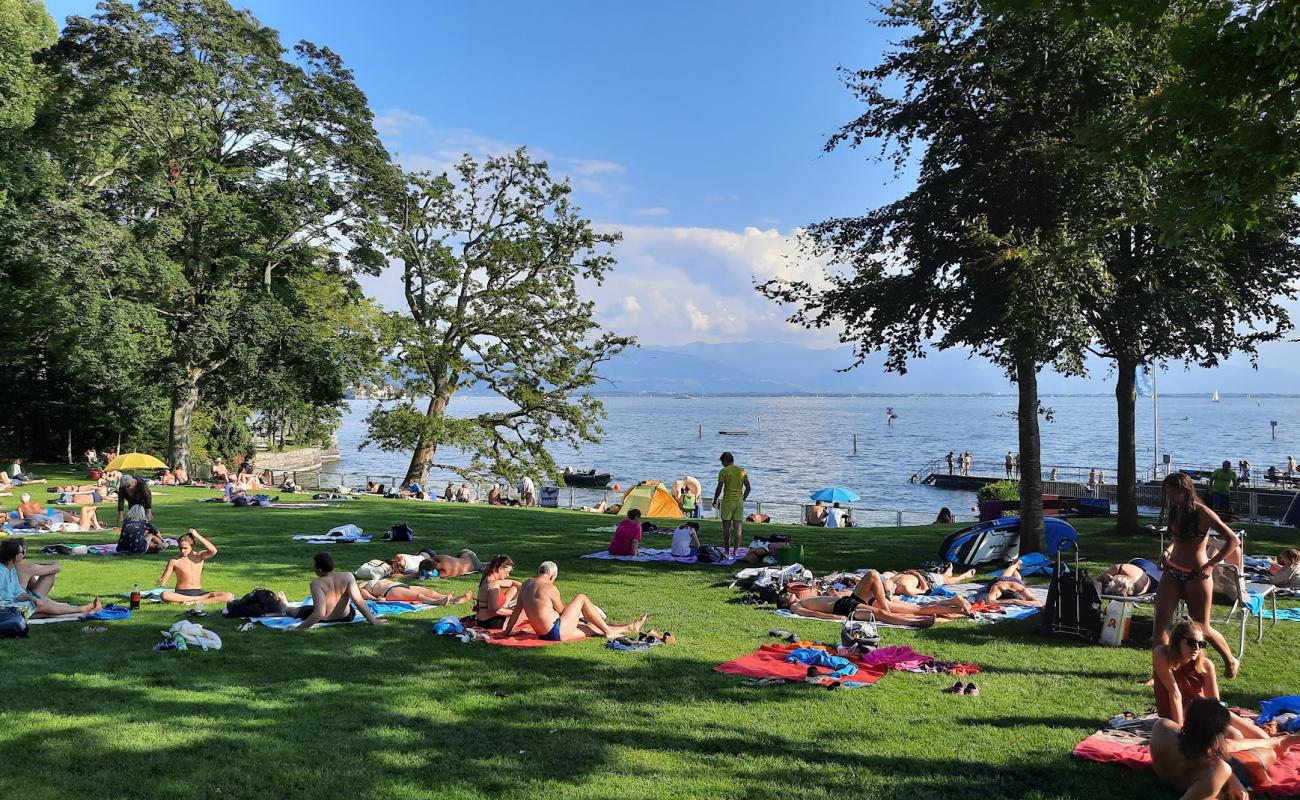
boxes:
[104,452,168,472]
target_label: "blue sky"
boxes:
[41,1,1300,391]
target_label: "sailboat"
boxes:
[1211,390,1220,402]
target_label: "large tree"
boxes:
[364,150,632,485]
[760,2,1162,553]
[42,0,393,468]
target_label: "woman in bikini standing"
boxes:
[1154,472,1241,678]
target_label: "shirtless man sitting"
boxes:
[786,570,973,628]
[295,552,388,628]
[882,562,976,597]
[502,561,648,642]
[420,549,481,578]
[1151,697,1300,800]
[981,558,1042,607]
[156,530,235,605]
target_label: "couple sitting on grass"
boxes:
[782,559,1040,628]
[0,538,102,619]
[491,559,648,642]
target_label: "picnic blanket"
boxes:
[1073,728,1300,796]
[291,534,372,544]
[581,547,750,566]
[27,603,132,625]
[484,621,569,647]
[249,600,431,629]
[774,582,1045,627]
[268,502,331,509]
[714,643,887,687]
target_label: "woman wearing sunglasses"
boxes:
[1153,619,1268,741]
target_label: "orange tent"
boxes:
[619,480,683,519]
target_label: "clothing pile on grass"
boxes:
[1074,698,1300,796]
[154,620,222,652]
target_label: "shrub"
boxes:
[977,480,1021,503]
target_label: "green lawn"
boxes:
[2,466,1297,799]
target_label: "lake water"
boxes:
[324,394,1298,524]
[322,395,1300,525]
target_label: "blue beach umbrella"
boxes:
[810,487,860,503]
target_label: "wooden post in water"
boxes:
[853,434,858,454]
[698,424,702,439]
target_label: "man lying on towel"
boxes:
[1151,697,1300,800]
[981,558,1042,607]
[502,560,648,642]
[391,548,481,579]
[882,562,976,597]
[295,552,388,628]
[784,570,973,629]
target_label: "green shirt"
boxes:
[681,493,696,511]
[1211,468,1236,494]
[717,464,748,501]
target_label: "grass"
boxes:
[2,465,1298,800]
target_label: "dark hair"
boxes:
[720,451,734,464]
[419,558,436,573]
[683,521,700,532]
[0,538,26,565]
[627,508,641,520]
[1162,473,1198,537]
[480,554,515,585]
[313,552,334,573]
[178,532,196,548]
[936,507,954,524]
[1179,698,1231,760]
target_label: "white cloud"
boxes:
[622,296,641,314]
[374,108,429,137]
[566,158,625,177]
[633,207,671,217]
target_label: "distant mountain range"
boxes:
[592,340,1300,396]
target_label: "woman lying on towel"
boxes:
[784,570,973,628]
[473,555,522,629]
[1101,558,1163,596]
[420,549,481,578]
[1153,618,1269,741]
[15,494,104,531]
[357,578,471,606]
[882,563,976,597]
[0,539,103,618]
[1151,698,1300,800]
[980,559,1043,607]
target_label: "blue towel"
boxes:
[431,615,464,635]
[1258,696,1300,725]
[992,552,1053,578]
[928,585,957,598]
[365,600,422,616]
[83,603,130,621]
[785,647,858,679]
[1260,607,1300,622]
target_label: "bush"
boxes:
[977,480,1021,502]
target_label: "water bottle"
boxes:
[130,584,141,610]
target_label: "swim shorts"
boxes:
[543,618,563,641]
[719,498,744,522]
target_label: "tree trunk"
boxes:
[1115,356,1140,535]
[167,368,202,470]
[1015,355,1045,554]
[404,389,451,485]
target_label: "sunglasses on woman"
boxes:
[1184,637,1208,650]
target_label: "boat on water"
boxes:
[561,469,612,488]
[718,430,750,436]
[1211,390,1220,402]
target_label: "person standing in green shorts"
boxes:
[713,452,752,557]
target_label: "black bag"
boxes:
[0,609,29,638]
[225,588,289,619]
[696,544,726,563]
[384,522,414,542]
[1041,544,1102,641]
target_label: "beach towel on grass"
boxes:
[249,600,431,629]
[714,643,887,687]
[292,534,372,544]
[581,547,750,566]
[484,622,571,647]
[1073,730,1300,796]
[27,603,131,625]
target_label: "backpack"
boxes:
[383,522,414,542]
[696,544,726,563]
[224,588,289,619]
[356,559,393,581]
[0,608,28,638]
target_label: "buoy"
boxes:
[613,484,620,491]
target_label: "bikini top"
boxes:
[474,585,508,615]
[1169,508,1209,541]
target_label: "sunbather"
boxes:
[156,530,234,605]
[389,552,435,578]
[1266,548,1300,588]
[11,539,61,596]
[474,555,521,630]
[502,561,648,641]
[172,464,189,485]
[1150,698,1300,800]
[981,558,1042,606]
[421,549,481,578]
[0,539,102,618]
[295,552,388,628]
[1153,619,1269,741]
[1154,472,1242,678]
[1100,558,1163,596]
[358,578,471,606]
[117,505,167,555]
[786,570,973,628]
[882,563,975,596]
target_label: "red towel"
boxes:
[1073,732,1300,796]
[714,643,888,685]
[484,621,568,647]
